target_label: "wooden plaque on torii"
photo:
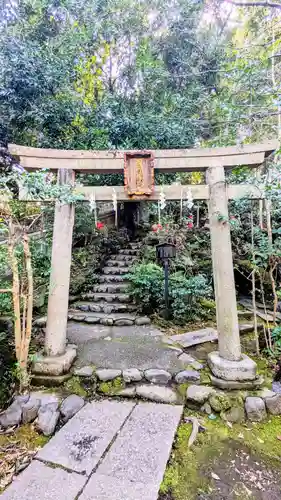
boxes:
[124,152,154,197]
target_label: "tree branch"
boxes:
[222,0,281,9]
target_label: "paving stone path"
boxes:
[1,400,183,500]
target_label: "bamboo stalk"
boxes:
[7,221,21,363]
[250,206,260,354]
[269,261,278,325]
[22,233,33,387]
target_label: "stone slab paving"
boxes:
[67,322,163,344]
[97,402,183,485]
[37,400,135,475]
[1,401,183,500]
[169,327,218,348]
[75,335,186,372]
[0,460,86,500]
[79,474,159,500]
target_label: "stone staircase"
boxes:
[68,243,151,327]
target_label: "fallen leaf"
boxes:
[211,472,220,480]
[257,438,264,444]
[277,436,281,441]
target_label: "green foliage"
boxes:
[127,263,211,323]
[70,227,128,295]
[0,327,16,408]
[169,273,212,323]
[127,263,164,313]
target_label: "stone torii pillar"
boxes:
[33,169,77,380]
[206,165,257,384]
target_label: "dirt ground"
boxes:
[197,442,281,500]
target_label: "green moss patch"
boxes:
[63,376,87,398]
[0,424,49,493]
[160,412,281,500]
[98,377,125,395]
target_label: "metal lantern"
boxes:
[156,243,176,319]
[156,242,176,262]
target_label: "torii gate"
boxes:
[9,140,278,383]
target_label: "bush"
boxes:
[0,322,15,408]
[127,263,164,313]
[169,273,212,323]
[127,263,212,323]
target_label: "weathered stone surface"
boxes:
[245,397,267,422]
[84,316,100,324]
[0,460,86,500]
[33,316,47,327]
[210,375,264,390]
[97,402,183,485]
[74,366,94,377]
[136,385,178,404]
[36,400,135,475]
[60,395,85,422]
[221,406,245,423]
[258,388,276,399]
[265,394,281,415]
[144,369,172,384]
[135,317,151,326]
[239,323,263,334]
[100,318,114,326]
[96,368,122,381]
[175,370,200,384]
[29,391,60,406]
[123,368,143,382]
[208,352,257,381]
[37,403,60,436]
[209,393,231,412]
[200,402,212,415]
[186,385,215,404]
[22,397,40,424]
[0,401,22,428]
[79,474,158,500]
[89,304,101,313]
[78,304,90,312]
[115,319,134,326]
[14,394,30,406]
[32,373,72,386]
[117,386,137,397]
[32,345,77,376]
[72,314,86,321]
[169,328,218,348]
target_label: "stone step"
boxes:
[98,275,128,283]
[106,259,137,267]
[74,301,137,314]
[92,283,129,293]
[81,292,131,303]
[113,254,138,262]
[68,310,151,326]
[102,266,130,275]
[118,248,139,256]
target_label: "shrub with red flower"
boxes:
[151,223,163,232]
[187,222,193,229]
[96,222,105,230]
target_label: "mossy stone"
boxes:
[63,376,87,398]
[221,405,245,423]
[209,393,232,412]
[98,377,125,395]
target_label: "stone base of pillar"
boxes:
[32,344,77,377]
[208,351,257,381]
